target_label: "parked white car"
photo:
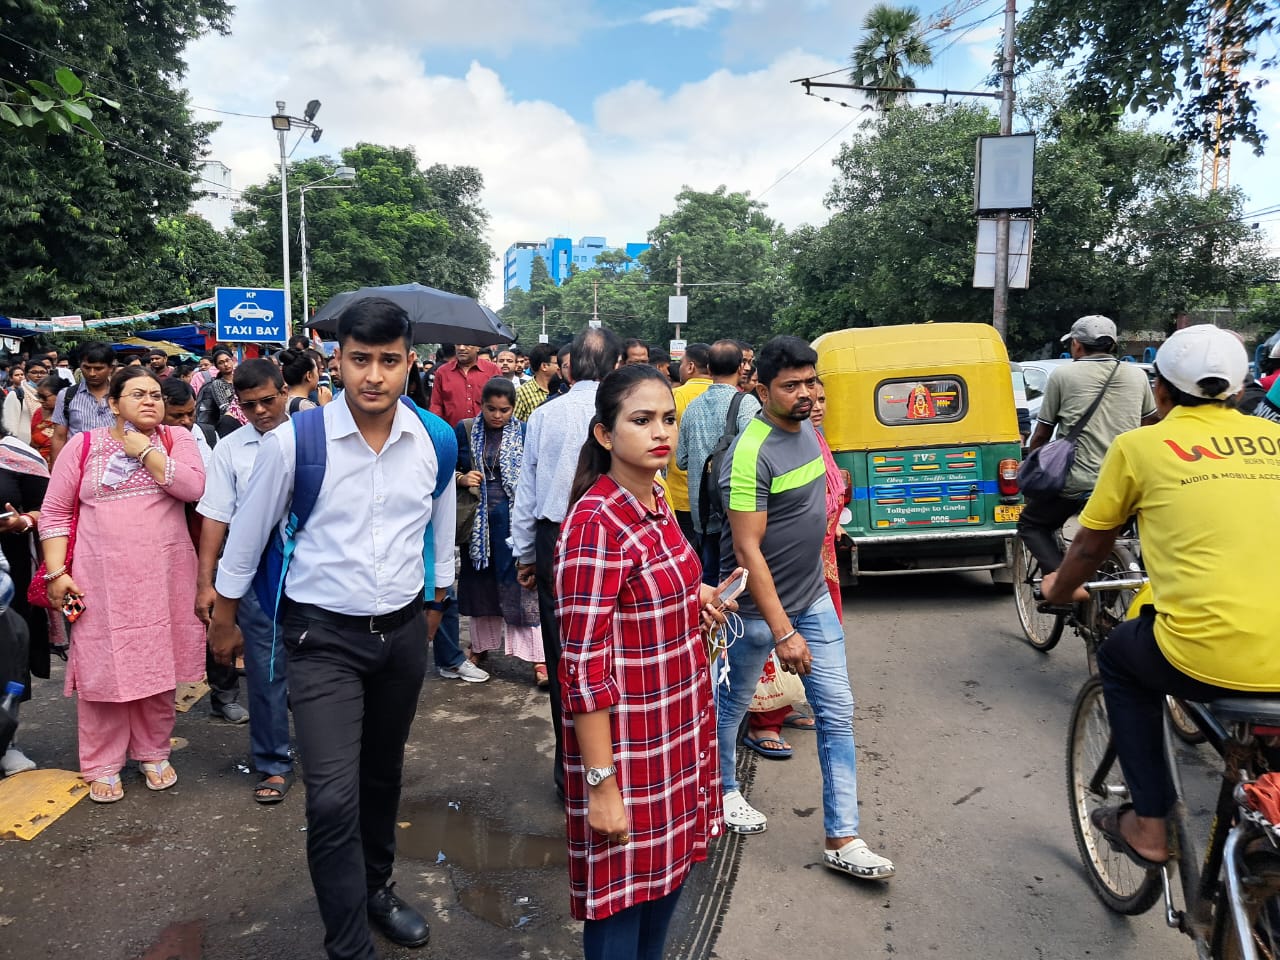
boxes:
[1017,358,1072,423]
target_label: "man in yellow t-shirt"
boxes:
[1044,324,1280,872]
[668,342,713,547]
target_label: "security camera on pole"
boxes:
[269,99,326,339]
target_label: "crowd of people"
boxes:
[0,308,884,960]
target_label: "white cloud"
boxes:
[641,0,747,29]
[183,7,866,308]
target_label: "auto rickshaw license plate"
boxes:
[994,504,1022,523]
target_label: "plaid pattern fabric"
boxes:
[555,475,722,920]
[513,377,549,422]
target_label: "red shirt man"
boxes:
[428,345,501,426]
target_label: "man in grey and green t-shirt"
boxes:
[716,335,895,882]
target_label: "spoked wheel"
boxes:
[1166,697,1208,746]
[1066,677,1162,914]
[1215,848,1280,959]
[1013,538,1064,652]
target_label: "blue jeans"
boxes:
[239,589,292,777]
[716,591,859,838]
[431,584,464,671]
[582,885,684,960]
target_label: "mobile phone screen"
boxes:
[717,569,748,605]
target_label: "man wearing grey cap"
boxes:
[1042,325,1280,870]
[1018,315,1157,572]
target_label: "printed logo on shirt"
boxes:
[1165,434,1280,462]
[1164,440,1226,462]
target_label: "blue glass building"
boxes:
[503,236,650,300]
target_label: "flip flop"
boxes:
[782,712,816,731]
[742,733,793,759]
[88,774,124,804]
[254,770,295,805]
[1089,802,1168,870]
[139,759,178,791]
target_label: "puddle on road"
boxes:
[397,802,565,929]
[396,802,566,871]
[137,919,204,960]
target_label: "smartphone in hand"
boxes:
[716,568,748,607]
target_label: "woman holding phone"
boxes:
[555,363,735,960]
[40,367,206,802]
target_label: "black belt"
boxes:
[284,597,424,634]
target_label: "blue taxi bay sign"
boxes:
[215,287,288,343]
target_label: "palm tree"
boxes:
[849,4,934,110]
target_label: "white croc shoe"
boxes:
[723,789,767,834]
[824,838,895,880]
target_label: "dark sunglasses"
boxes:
[238,391,285,412]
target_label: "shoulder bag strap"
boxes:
[1065,361,1123,443]
[724,390,747,437]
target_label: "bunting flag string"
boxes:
[2,297,215,332]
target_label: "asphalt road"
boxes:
[0,573,1218,960]
[707,571,1218,960]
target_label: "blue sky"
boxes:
[182,1,1279,305]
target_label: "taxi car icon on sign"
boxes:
[229,302,274,323]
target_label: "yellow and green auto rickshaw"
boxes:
[814,322,1023,585]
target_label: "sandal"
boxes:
[743,732,793,759]
[1089,802,1168,869]
[534,663,549,689]
[254,770,295,805]
[723,789,767,834]
[782,712,816,731]
[824,838,895,880]
[139,759,178,791]
[88,774,124,804]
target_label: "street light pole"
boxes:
[276,100,292,335]
[992,0,1017,341]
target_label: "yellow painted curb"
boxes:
[0,768,88,841]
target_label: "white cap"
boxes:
[1268,339,1280,360]
[1061,314,1118,344]
[1154,325,1248,400]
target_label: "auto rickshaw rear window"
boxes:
[874,377,968,425]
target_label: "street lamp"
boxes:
[298,165,356,323]
[269,99,324,338]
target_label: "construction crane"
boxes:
[1200,0,1246,195]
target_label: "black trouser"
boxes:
[675,509,699,554]
[1098,613,1247,818]
[535,518,565,798]
[1017,493,1085,573]
[281,604,428,960]
[205,644,240,710]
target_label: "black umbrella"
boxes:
[306,283,515,346]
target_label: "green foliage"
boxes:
[1018,0,1278,153]
[0,66,119,143]
[233,143,493,319]
[849,4,933,109]
[148,214,267,305]
[0,0,231,317]
[782,98,1277,355]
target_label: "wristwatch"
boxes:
[585,764,617,787]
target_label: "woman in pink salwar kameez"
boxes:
[40,367,206,803]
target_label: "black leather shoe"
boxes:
[367,883,430,948]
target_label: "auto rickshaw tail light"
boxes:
[841,469,852,507]
[997,458,1019,497]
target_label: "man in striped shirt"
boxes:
[716,335,895,882]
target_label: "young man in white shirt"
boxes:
[208,299,455,959]
[193,360,294,802]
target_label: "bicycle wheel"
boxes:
[1215,847,1280,959]
[1013,538,1064,652]
[1066,677,1162,914]
[1166,696,1208,746]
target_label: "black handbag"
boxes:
[1018,361,1121,497]
[456,419,480,544]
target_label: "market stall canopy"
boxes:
[134,325,210,353]
[116,337,196,357]
[306,283,514,347]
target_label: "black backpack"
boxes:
[698,391,747,532]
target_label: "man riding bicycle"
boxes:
[1044,325,1280,869]
[1018,315,1157,573]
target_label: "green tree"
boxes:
[0,0,231,318]
[234,143,492,318]
[641,186,791,347]
[1018,0,1278,153]
[849,4,933,110]
[783,97,1275,354]
[147,214,267,305]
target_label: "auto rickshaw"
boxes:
[813,322,1022,584]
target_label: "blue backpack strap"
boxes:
[400,396,458,589]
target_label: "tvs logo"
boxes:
[1164,440,1226,462]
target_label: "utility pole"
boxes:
[276,100,292,334]
[591,279,600,328]
[674,254,684,343]
[992,0,1016,341]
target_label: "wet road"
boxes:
[0,573,1219,959]
[707,571,1218,960]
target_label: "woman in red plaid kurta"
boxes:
[553,364,722,948]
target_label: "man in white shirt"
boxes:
[194,360,295,803]
[208,299,455,959]
[512,326,621,800]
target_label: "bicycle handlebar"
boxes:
[1082,577,1148,592]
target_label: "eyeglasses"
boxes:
[122,390,164,402]
[238,391,284,411]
